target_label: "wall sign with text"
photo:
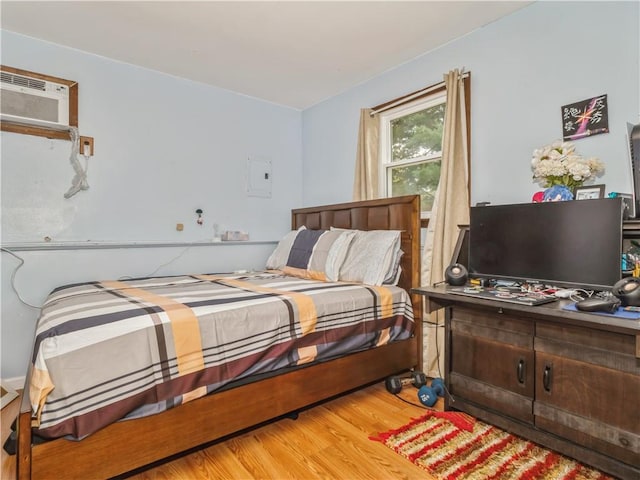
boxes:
[561,94,609,141]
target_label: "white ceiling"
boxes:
[1,1,531,109]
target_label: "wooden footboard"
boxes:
[16,194,423,479]
[18,338,418,479]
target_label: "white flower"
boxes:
[531,140,604,189]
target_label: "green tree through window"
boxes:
[391,104,444,161]
[381,95,445,215]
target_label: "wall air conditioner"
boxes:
[1,70,71,130]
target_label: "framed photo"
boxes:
[574,184,605,200]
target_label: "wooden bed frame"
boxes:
[15,194,423,479]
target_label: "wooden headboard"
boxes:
[291,195,422,328]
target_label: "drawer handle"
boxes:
[543,365,552,392]
[517,359,525,384]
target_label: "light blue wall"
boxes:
[2,1,639,379]
[301,1,640,207]
[1,31,302,378]
[1,31,302,243]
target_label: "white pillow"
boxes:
[282,229,356,281]
[332,229,402,285]
[324,230,357,281]
[383,249,404,285]
[266,226,306,270]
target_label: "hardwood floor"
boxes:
[2,382,441,479]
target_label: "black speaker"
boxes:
[445,263,468,286]
[611,277,640,306]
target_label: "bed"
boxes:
[14,194,423,479]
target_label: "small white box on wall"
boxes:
[247,157,272,198]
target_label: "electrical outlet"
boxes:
[79,136,94,156]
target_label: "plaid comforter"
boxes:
[29,271,414,440]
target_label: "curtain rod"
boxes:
[370,71,469,116]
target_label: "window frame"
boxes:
[378,89,447,220]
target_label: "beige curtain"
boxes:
[422,69,470,378]
[353,108,379,201]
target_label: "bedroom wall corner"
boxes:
[300,1,640,208]
[0,30,303,379]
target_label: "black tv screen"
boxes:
[469,198,623,290]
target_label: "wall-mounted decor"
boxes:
[561,94,609,141]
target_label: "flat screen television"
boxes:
[469,198,623,291]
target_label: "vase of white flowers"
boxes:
[531,140,604,192]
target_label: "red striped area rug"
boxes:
[370,412,614,480]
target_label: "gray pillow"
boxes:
[265,226,306,270]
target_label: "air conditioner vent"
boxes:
[1,68,70,128]
[1,72,46,91]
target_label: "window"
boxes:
[379,90,446,218]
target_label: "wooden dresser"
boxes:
[414,286,640,480]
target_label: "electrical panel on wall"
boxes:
[247,157,272,198]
